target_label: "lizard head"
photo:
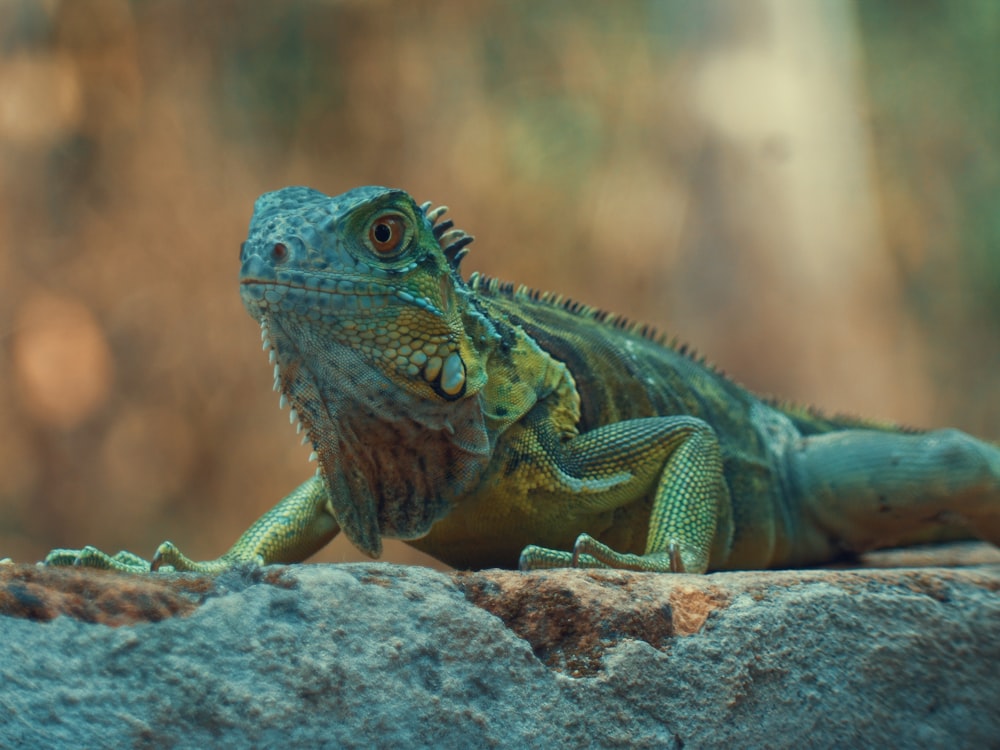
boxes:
[240,185,486,400]
[238,186,493,558]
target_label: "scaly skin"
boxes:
[44,186,1000,574]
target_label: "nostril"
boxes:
[239,241,247,260]
[272,242,289,263]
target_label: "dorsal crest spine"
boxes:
[420,204,729,379]
[421,201,474,270]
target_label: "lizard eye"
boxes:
[367,214,408,257]
[271,242,289,263]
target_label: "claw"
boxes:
[571,534,587,567]
[150,541,177,571]
[668,541,685,573]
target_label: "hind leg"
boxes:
[789,428,1000,560]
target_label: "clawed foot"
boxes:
[519,533,697,573]
[42,541,260,575]
[150,541,246,574]
[42,546,161,573]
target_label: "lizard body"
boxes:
[45,186,1000,573]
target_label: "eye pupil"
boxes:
[272,242,288,261]
[373,222,393,244]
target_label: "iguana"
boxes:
[44,186,1000,574]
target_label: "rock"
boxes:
[1,546,998,748]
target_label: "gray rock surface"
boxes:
[1,550,998,749]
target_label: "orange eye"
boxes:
[368,214,407,256]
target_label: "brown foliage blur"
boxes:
[1,0,998,566]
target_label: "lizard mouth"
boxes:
[240,276,446,319]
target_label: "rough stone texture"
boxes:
[0,565,211,624]
[1,545,998,749]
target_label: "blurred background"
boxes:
[1,0,998,568]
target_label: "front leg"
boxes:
[44,476,339,573]
[518,415,734,574]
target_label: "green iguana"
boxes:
[44,186,1000,574]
